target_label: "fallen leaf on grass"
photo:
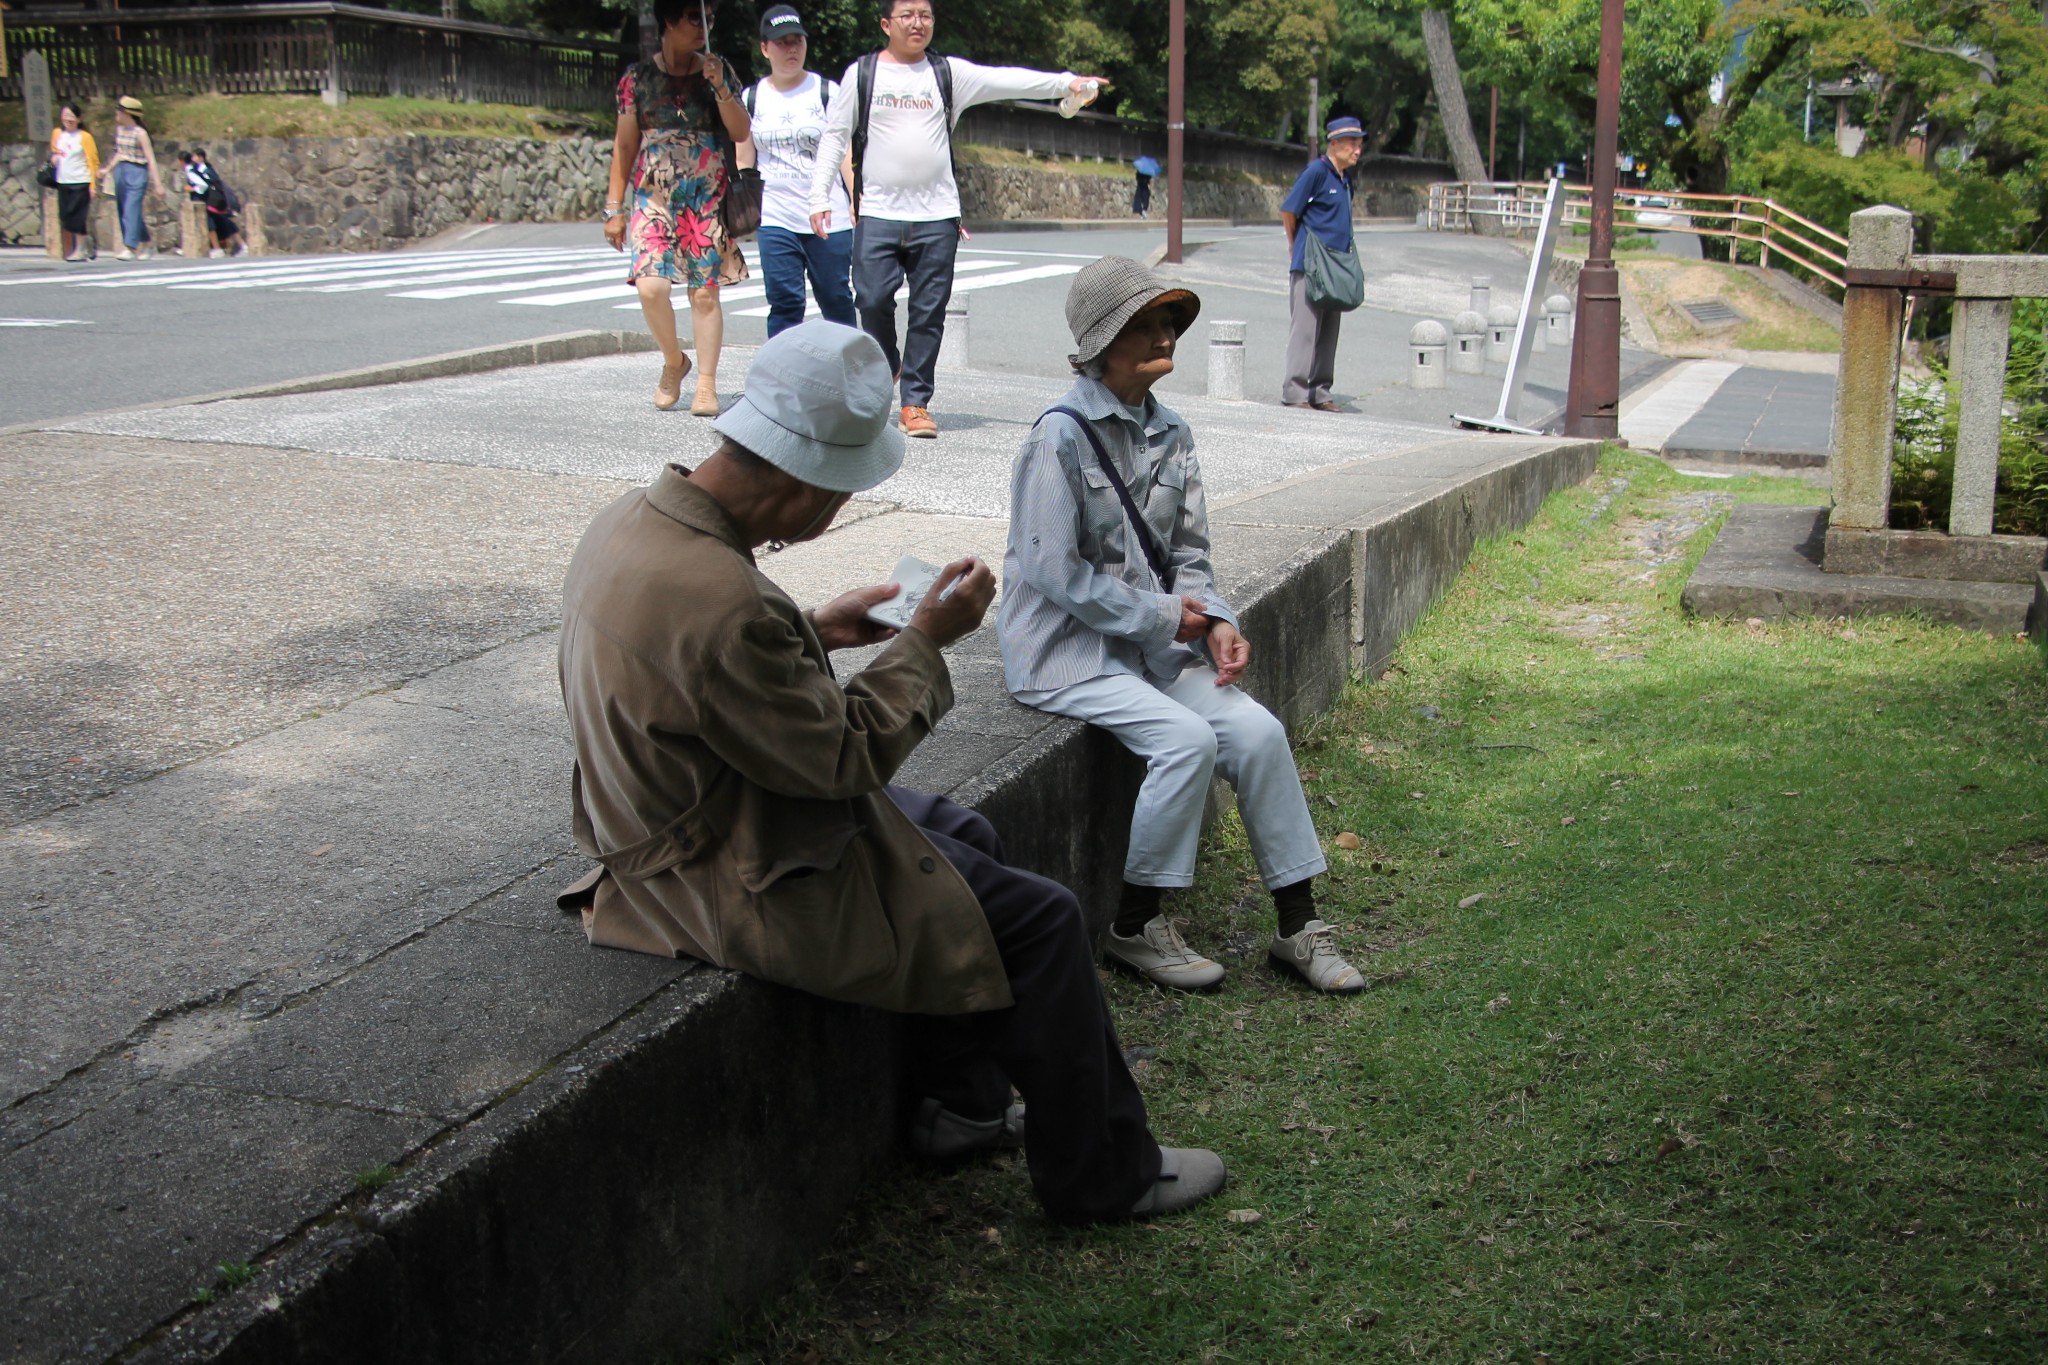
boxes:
[980,1227,1002,1246]
[1226,1209,1263,1224]
[1435,847,1451,858]
[1465,1168,1479,1188]
[1560,816,1577,826]
[1654,1138,1685,1160]
[1486,993,1511,1012]
[1458,893,1486,909]
[1334,831,1363,850]
[1409,791,1426,800]
[1780,790,1802,798]
[1392,1215,1412,1233]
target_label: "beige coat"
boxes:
[556,466,1011,1015]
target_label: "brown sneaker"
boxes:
[901,405,938,438]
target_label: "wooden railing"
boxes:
[1427,180,1849,292]
[0,2,629,110]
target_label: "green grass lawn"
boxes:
[0,94,601,145]
[711,451,2047,1364]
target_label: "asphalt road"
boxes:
[1,219,1649,431]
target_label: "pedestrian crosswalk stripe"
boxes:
[0,316,89,327]
[1,245,1091,316]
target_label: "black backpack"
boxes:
[852,50,956,209]
[741,73,837,121]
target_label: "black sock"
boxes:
[1113,882,1163,937]
[1273,878,1317,938]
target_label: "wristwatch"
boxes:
[602,206,625,222]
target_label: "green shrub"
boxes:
[1892,298,2048,536]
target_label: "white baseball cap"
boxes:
[711,321,906,493]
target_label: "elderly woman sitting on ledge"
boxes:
[998,257,1365,996]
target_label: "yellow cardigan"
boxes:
[49,128,100,186]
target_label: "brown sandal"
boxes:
[654,353,692,410]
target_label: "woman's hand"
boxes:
[701,53,727,92]
[1174,594,1210,644]
[604,212,628,250]
[1207,621,1250,686]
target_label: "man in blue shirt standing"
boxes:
[1279,116,1365,411]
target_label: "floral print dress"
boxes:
[619,57,743,289]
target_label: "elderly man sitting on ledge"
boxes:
[554,320,1223,1225]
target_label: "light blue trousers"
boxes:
[1017,667,1328,891]
[113,162,152,248]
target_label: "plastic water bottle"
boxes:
[1058,80,1099,119]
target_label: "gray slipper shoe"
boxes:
[1130,1146,1227,1218]
[908,1096,1025,1159]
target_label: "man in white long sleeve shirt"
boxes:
[808,0,1105,439]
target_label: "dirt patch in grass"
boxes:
[1621,257,1840,355]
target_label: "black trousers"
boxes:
[889,787,1161,1225]
[851,217,959,409]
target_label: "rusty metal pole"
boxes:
[1564,0,1623,439]
[1166,0,1185,264]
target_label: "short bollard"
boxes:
[1485,303,1519,364]
[180,199,209,258]
[938,293,969,372]
[1544,292,1574,346]
[1468,275,1492,317]
[1450,309,1486,375]
[1207,319,1246,400]
[1408,319,1448,390]
[1529,305,1548,352]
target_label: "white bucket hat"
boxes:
[711,320,906,493]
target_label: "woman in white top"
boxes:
[735,4,856,337]
[48,104,98,263]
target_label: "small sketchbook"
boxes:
[865,555,943,632]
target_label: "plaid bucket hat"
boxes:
[1064,255,1200,369]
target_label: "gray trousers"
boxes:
[1282,270,1342,405]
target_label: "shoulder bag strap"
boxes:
[1042,406,1173,591]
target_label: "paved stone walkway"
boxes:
[1619,357,1837,466]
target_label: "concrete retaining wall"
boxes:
[131,434,1597,1365]
[1,134,1431,251]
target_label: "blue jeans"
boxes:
[852,216,959,408]
[757,224,855,338]
[113,163,152,249]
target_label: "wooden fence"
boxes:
[1427,180,1850,291]
[0,2,629,110]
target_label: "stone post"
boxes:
[1544,292,1573,346]
[1468,275,1491,316]
[1408,319,1447,389]
[1207,319,1245,399]
[1529,304,1548,352]
[180,198,210,257]
[1827,205,1914,533]
[44,190,64,259]
[1485,303,1518,364]
[1450,310,1486,375]
[1949,296,2011,538]
[938,293,968,372]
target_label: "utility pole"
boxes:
[1167,0,1185,264]
[1564,0,1622,439]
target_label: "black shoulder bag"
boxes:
[1042,406,1174,590]
[714,72,763,239]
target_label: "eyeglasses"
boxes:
[886,11,934,24]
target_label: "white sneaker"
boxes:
[113,247,135,261]
[209,247,226,258]
[232,243,248,256]
[1104,914,1226,991]
[1269,919,1365,994]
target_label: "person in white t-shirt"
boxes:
[808,0,1106,439]
[734,4,856,337]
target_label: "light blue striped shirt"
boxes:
[998,378,1238,695]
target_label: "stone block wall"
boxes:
[0,134,1431,252]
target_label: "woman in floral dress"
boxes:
[605,0,752,414]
